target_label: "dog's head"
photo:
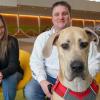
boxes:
[43,26,99,82]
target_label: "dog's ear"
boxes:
[84,27,99,45]
[43,33,59,58]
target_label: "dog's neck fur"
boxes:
[58,75,92,92]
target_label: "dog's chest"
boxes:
[52,80,99,100]
[63,89,96,100]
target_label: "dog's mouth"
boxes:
[71,72,85,81]
[65,72,85,81]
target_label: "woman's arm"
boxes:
[1,36,20,79]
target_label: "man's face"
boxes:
[52,5,71,31]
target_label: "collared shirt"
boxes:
[30,28,100,83]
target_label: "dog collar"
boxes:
[52,79,99,100]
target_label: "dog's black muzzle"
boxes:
[71,60,84,73]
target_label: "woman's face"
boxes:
[0,19,5,40]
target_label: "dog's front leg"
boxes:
[52,92,64,100]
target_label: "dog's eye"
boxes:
[61,43,69,49]
[80,42,88,49]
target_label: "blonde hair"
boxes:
[0,15,8,61]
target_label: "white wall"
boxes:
[0,0,100,12]
[0,0,17,6]
[19,0,100,12]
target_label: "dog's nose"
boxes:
[71,60,84,73]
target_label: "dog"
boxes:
[43,26,99,100]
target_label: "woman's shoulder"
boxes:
[8,35,18,48]
[8,35,18,42]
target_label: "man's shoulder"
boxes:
[36,30,51,41]
[38,30,51,37]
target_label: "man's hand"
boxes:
[0,72,3,83]
[40,80,52,98]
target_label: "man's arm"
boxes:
[30,34,48,83]
[88,41,100,77]
[30,33,52,97]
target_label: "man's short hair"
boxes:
[51,1,71,14]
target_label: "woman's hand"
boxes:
[40,80,52,98]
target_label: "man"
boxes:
[24,1,100,100]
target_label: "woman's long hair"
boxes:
[0,15,8,61]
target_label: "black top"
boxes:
[0,35,23,79]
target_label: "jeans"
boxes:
[24,75,56,100]
[1,72,22,100]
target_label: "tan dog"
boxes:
[43,26,99,100]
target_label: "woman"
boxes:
[0,15,23,100]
